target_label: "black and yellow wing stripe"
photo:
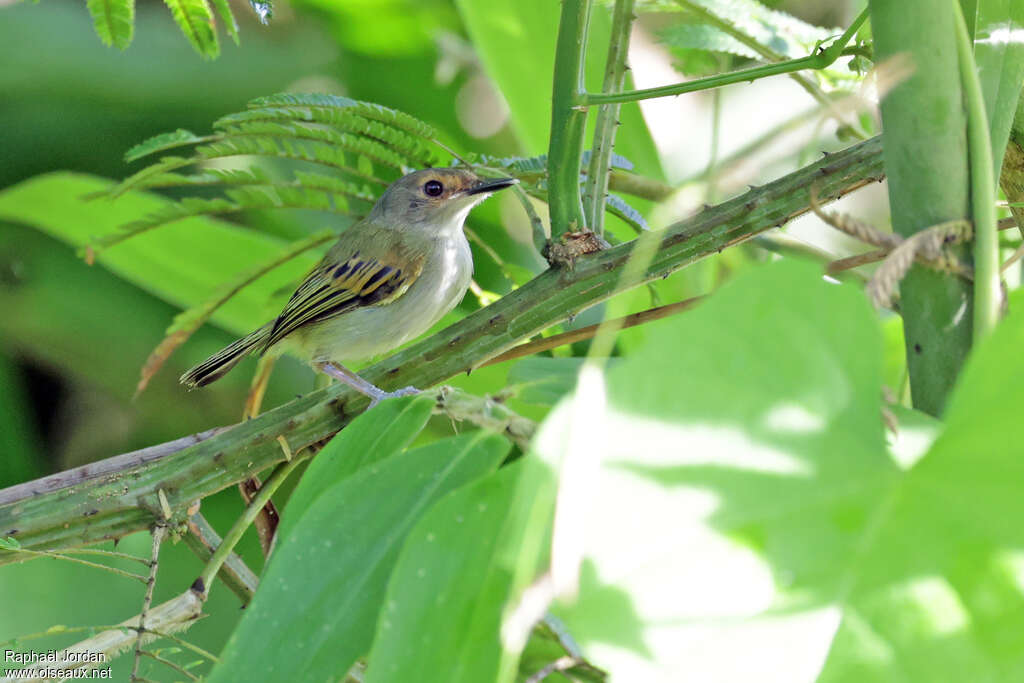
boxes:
[260,250,424,352]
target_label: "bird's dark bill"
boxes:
[467,177,518,195]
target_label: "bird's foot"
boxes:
[367,385,420,409]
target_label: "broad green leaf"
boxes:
[276,394,435,540]
[508,357,586,406]
[0,172,320,337]
[365,462,527,683]
[208,432,511,683]
[164,0,219,59]
[454,0,663,178]
[974,0,1024,174]
[880,315,906,394]
[529,259,1024,680]
[86,0,134,50]
[541,259,888,680]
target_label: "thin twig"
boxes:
[183,512,259,604]
[57,548,152,564]
[143,629,218,664]
[827,249,887,273]
[1,592,207,682]
[240,354,282,560]
[483,296,703,367]
[1002,243,1024,273]
[132,524,167,682]
[525,656,583,683]
[196,454,307,597]
[138,650,199,682]
[582,0,636,236]
[434,387,536,450]
[3,548,148,583]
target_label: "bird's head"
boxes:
[369,168,517,235]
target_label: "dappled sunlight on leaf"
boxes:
[529,259,1024,680]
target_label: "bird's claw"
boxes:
[367,385,421,409]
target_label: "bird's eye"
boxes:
[423,179,444,197]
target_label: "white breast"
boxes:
[296,234,473,363]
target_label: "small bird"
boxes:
[181,168,517,404]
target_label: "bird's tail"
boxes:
[180,323,274,389]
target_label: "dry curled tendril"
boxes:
[543,230,612,269]
[809,183,974,309]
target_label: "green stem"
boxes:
[953,2,999,340]
[999,92,1024,239]
[183,512,259,604]
[579,8,867,106]
[705,84,722,201]
[582,0,636,236]
[607,169,674,201]
[0,138,885,562]
[195,456,305,595]
[547,0,592,236]
[869,0,972,416]
[672,1,864,110]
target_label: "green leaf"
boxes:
[0,172,316,337]
[538,260,885,679]
[649,0,831,59]
[86,0,134,50]
[163,0,219,60]
[92,185,358,253]
[244,93,443,143]
[124,129,204,163]
[660,21,758,59]
[0,537,22,551]
[659,22,749,76]
[531,259,1024,680]
[210,0,239,45]
[208,431,511,683]
[99,95,450,252]
[218,120,431,168]
[974,0,1024,174]
[365,462,527,683]
[508,357,585,406]
[277,395,435,541]
[603,193,649,232]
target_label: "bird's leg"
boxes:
[315,361,419,408]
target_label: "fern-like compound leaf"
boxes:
[124,129,206,163]
[604,193,650,233]
[210,0,240,45]
[245,93,442,143]
[164,0,219,59]
[86,0,135,50]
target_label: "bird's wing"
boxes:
[260,234,425,352]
